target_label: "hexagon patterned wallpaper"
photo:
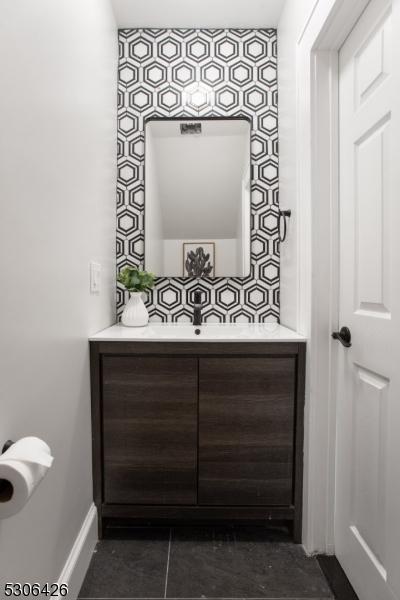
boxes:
[117,28,279,322]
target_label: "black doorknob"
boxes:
[332,326,352,347]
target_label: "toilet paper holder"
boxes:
[1,440,14,454]
[0,441,15,502]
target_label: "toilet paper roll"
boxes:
[0,437,54,519]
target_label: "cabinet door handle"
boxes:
[332,326,352,347]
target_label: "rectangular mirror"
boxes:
[144,118,251,277]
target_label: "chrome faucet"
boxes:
[193,290,203,326]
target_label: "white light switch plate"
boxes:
[90,262,101,294]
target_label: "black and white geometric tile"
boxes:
[117,28,279,322]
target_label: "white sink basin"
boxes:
[90,322,306,342]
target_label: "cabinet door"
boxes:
[199,357,296,506]
[102,356,197,505]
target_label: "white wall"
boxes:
[278,0,324,553]
[111,0,286,28]
[280,0,337,555]
[278,0,316,330]
[144,127,163,274]
[150,124,246,240]
[278,0,367,556]
[0,0,117,591]
[239,136,251,276]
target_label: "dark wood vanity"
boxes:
[90,338,306,541]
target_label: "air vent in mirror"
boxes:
[180,122,202,135]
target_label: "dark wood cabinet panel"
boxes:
[198,357,296,506]
[102,356,198,505]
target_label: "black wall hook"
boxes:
[1,440,14,455]
[279,209,292,242]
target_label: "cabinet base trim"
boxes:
[101,504,294,521]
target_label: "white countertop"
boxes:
[89,322,306,342]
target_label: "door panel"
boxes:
[198,357,296,506]
[355,114,391,316]
[102,356,197,505]
[351,367,389,573]
[336,0,400,598]
[355,13,391,106]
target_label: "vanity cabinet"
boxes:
[90,341,305,541]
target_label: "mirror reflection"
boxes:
[144,118,251,277]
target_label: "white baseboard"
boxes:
[57,503,98,599]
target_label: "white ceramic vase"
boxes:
[121,291,149,327]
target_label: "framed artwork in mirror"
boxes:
[183,242,215,278]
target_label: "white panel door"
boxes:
[336,0,400,599]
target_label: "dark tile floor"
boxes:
[79,526,334,600]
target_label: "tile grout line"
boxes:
[163,527,172,599]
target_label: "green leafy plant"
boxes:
[117,266,155,293]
